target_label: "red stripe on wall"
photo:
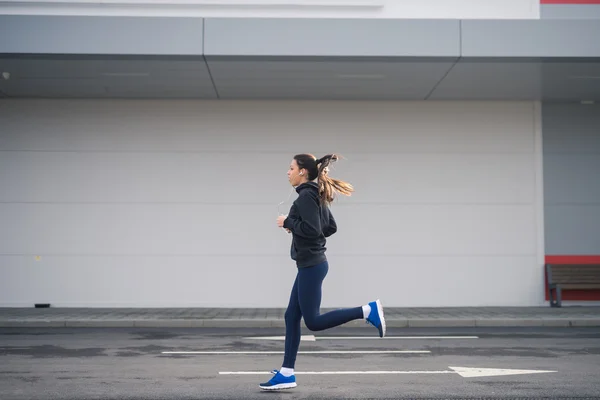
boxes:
[544,255,600,302]
[541,0,600,4]
[545,255,600,264]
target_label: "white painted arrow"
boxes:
[219,366,556,378]
[448,366,556,378]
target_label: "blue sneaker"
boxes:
[366,299,386,338]
[259,371,297,390]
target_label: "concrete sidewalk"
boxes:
[1,306,600,328]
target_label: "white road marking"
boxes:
[220,371,453,375]
[220,366,556,378]
[162,350,430,354]
[317,336,479,340]
[245,335,478,340]
[246,335,316,341]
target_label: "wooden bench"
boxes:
[546,264,600,307]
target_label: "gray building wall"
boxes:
[543,103,600,255]
[541,4,600,19]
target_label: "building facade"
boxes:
[1,0,599,308]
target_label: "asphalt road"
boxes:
[1,326,600,399]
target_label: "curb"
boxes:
[1,318,600,328]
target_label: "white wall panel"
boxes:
[0,203,287,255]
[0,255,537,307]
[330,205,536,256]
[1,100,535,152]
[322,255,540,307]
[0,99,541,307]
[0,152,534,204]
[0,255,297,307]
[0,203,535,256]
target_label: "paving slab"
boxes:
[2,306,600,328]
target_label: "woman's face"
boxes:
[287,159,305,187]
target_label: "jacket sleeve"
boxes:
[283,195,321,238]
[323,207,337,237]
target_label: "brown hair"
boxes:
[293,153,354,205]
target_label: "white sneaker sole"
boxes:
[375,299,386,338]
[259,382,297,390]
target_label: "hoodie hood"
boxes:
[295,181,319,194]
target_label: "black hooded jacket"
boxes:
[283,182,337,268]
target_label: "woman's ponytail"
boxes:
[316,154,354,205]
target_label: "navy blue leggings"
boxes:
[282,261,363,368]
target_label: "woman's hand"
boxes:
[276,215,287,228]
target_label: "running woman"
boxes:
[259,153,385,391]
